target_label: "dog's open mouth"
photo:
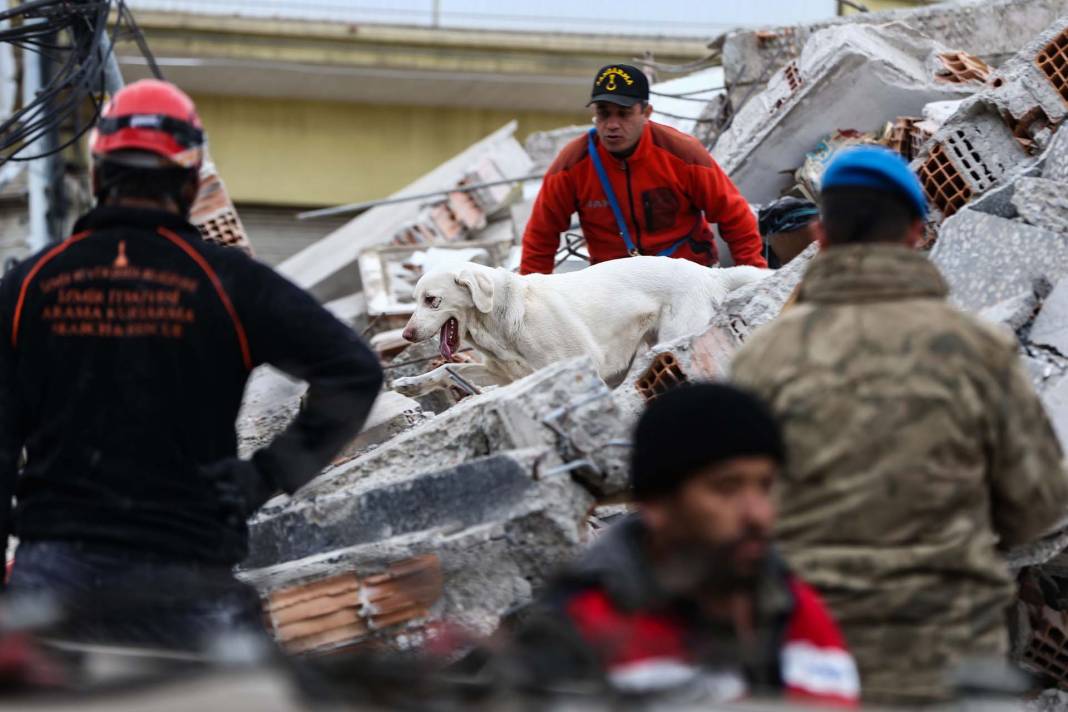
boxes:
[439,317,460,360]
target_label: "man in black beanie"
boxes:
[518,383,858,705]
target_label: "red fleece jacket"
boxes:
[520,121,766,274]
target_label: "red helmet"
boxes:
[90,79,204,169]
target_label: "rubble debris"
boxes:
[237,368,428,462]
[713,23,981,205]
[278,121,532,303]
[913,16,1068,225]
[930,209,1068,312]
[711,0,1066,147]
[265,555,444,655]
[241,447,594,649]
[284,357,630,501]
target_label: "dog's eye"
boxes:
[424,295,441,308]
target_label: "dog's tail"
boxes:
[720,265,772,292]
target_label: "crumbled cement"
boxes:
[336,391,430,461]
[714,22,977,205]
[1013,177,1068,233]
[930,209,1068,312]
[980,291,1044,336]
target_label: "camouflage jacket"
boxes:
[731,245,1068,705]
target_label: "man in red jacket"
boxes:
[514,384,858,705]
[520,64,766,274]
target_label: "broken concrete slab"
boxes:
[714,22,979,205]
[241,447,594,650]
[294,357,630,501]
[245,449,551,570]
[930,209,1068,312]
[1013,177,1068,233]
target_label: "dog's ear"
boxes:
[455,269,494,313]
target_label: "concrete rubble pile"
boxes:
[236,255,814,655]
[712,21,986,205]
[228,1,1068,684]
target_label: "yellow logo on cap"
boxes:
[597,67,635,93]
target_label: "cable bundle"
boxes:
[0,0,136,164]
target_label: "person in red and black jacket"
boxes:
[514,384,858,706]
[0,81,383,649]
[520,64,766,275]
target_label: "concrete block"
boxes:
[1013,176,1068,233]
[714,22,977,205]
[295,357,629,499]
[240,447,594,651]
[930,209,1068,312]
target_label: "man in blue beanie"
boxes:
[731,146,1068,705]
[517,383,859,706]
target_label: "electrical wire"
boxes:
[0,0,158,165]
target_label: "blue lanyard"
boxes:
[587,128,640,257]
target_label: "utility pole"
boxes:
[431,0,441,28]
[22,19,50,251]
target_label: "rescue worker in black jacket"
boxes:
[0,80,383,648]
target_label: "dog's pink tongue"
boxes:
[439,321,454,360]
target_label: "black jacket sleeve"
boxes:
[231,257,383,496]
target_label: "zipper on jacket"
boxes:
[622,160,643,254]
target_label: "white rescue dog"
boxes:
[393,256,769,396]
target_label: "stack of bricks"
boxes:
[265,555,444,655]
[189,157,254,256]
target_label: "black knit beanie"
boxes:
[631,382,786,501]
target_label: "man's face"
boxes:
[592,101,651,154]
[643,456,778,593]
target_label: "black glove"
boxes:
[200,457,278,521]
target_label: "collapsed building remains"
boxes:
[222,1,1068,691]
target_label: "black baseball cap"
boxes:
[588,64,650,107]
